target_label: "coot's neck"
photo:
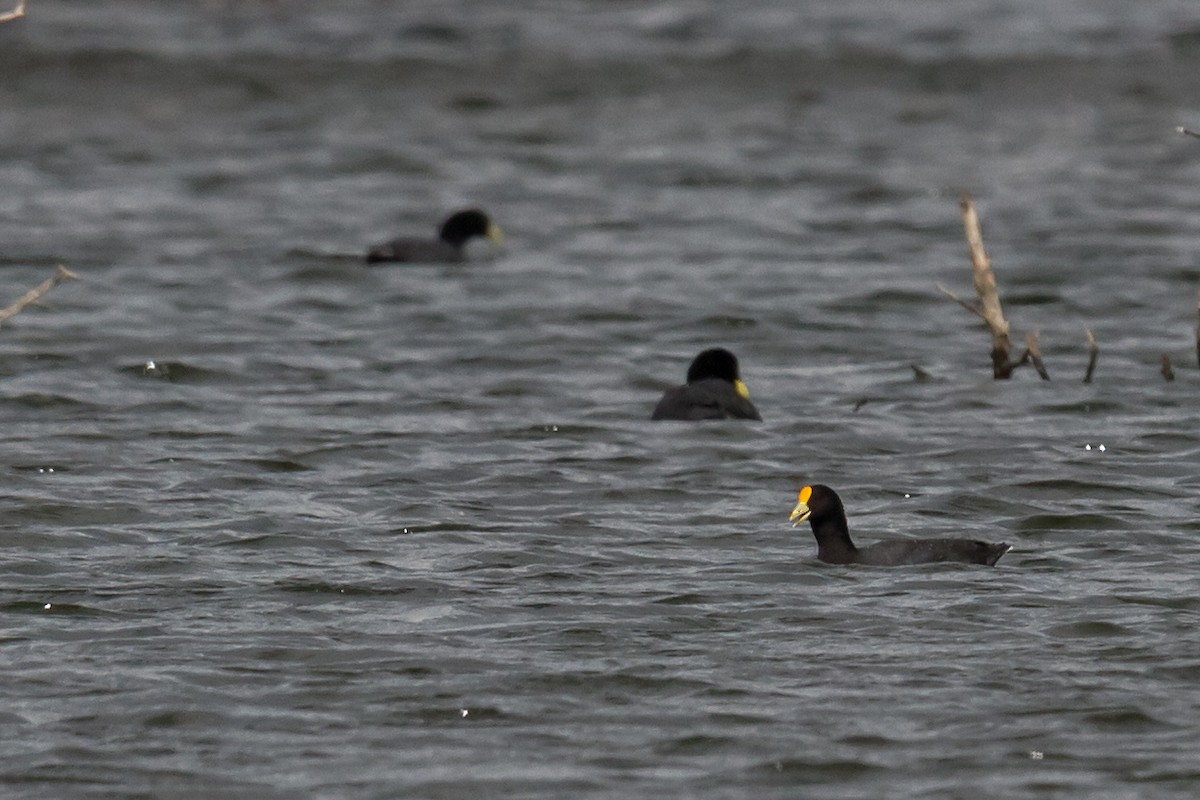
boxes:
[811,508,858,565]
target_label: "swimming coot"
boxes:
[789,484,1011,566]
[651,347,762,421]
[366,208,504,264]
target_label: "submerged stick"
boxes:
[1024,330,1050,380]
[1083,329,1098,383]
[960,195,1013,378]
[1162,354,1176,382]
[0,0,25,23]
[1178,126,1200,140]
[0,265,80,325]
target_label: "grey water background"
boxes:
[5,1,1200,797]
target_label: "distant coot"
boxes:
[366,208,504,264]
[789,484,1011,566]
[651,347,761,421]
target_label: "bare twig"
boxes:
[1178,126,1200,140]
[1083,329,1098,383]
[1025,330,1050,380]
[935,283,988,322]
[0,0,25,24]
[1162,354,1176,381]
[0,265,80,325]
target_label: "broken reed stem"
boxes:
[959,194,1013,378]
[0,265,80,325]
[1161,354,1176,381]
[0,0,25,23]
[1083,329,1098,384]
[1024,330,1050,380]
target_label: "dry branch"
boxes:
[940,194,1035,378]
[959,195,1014,378]
[1161,354,1176,382]
[1083,329,1098,384]
[0,0,25,24]
[0,265,79,326]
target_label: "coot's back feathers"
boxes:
[366,237,464,264]
[651,348,761,421]
[789,484,1011,567]
[850,538,1011,567]
[366,208,503,264]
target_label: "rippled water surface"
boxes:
[5,2,1200,797]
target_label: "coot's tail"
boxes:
[984,542,1013,567]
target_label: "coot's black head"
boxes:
[685,348,751,399]
[789,484,846,529]
[438,209,504,248]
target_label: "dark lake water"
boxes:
[5,1,1200,797]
